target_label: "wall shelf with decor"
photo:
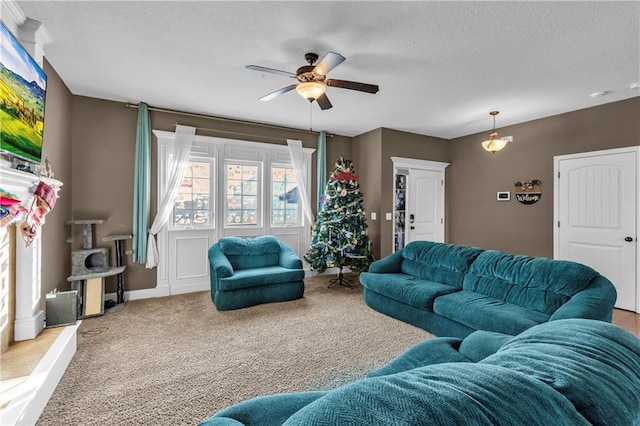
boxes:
[394,173,407,251]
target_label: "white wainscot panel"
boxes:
[175,236,209,280]
[273,231,303,258]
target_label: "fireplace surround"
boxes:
[0,165,62,341]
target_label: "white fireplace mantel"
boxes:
[1,165,62,340]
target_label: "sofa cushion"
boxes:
[219,236,281,270]
[433,291,550,335]
[463,251,599,315]
[282,363,589,425]
[360,273,459,310]
[400,241,483,288]
[218,266,304,291]
[483,319,640,426]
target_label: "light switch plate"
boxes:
[386,213,392,220]
[371,212,377,220]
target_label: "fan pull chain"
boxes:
[309,102,313,132]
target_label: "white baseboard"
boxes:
[104,282,209,302]
[1,322,80,426]
[13,309,45,341]
[103,271,354,304]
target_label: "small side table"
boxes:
[102,234,132,304]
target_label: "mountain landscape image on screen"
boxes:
[0,22,47,164]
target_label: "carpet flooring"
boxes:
[36,275,431,425]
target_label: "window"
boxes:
[173,160,212,227]
[225,162,260,225]
[271,166,300,226]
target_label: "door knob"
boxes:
[410,226,415,230]
[625,236,633,242]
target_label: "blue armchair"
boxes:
[208,235,305,311]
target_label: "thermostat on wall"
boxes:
[497,191,510,201]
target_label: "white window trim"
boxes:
[170,156,215,231]
[223,159,263,228]
[270,163,303,228]
[153,130,315,293]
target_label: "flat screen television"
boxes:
[0,20,47,164]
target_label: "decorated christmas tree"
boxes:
[305,156,372,276]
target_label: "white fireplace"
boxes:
[0,165,62,341]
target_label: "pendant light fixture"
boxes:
[481,111,510,153]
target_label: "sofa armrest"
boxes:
[279,242,303,270]
[549,275,617,323]
[368,250,404,273]
[459,330,513,362]
[208,244,234,285]
[201,391,327,426]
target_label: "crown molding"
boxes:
[0,0,26,29]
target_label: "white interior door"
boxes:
[555,148,637,312]
[407,168,444,243]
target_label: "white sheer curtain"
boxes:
[286,139,315,225]
[146,125,196,268]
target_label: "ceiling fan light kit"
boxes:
[247,51,379,110]
[296,82,326,101]
[481,111,510,154]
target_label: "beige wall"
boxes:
[40,60,73,302]
[447,97,640,257]
[379,128,449,257]
[353,129,382,258]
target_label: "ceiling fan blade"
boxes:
[259,84,297,101]
[316,93,333,110]
[313,52,346,76]
[326,79,379,94]
[246,65,296,78]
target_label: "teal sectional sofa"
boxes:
[359,241,617,338]
[199,319,640,425]
[208,236,305,311]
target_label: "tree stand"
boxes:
[328,265,355,289]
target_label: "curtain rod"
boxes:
[187,126,294,143]
[124,103,333,138]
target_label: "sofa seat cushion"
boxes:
[360,273,459,310]
[218,266,304,291]
[433,291,550,335]
[483,319,640,426]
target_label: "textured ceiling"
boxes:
[14,1,640,139]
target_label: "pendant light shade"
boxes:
[482,111,510,153]
[296,82,326,101]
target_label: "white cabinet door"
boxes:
[555,148,637,312]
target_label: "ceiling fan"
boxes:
[246,52,379,110]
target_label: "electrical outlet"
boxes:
[371,212,377,220]
[386,213,392,220]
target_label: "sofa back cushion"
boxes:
[482,319,640,426]
[400,241,483,288]
[219,236,280,270]
[463,251,599,314]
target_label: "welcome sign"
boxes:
[514,180,542,205]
